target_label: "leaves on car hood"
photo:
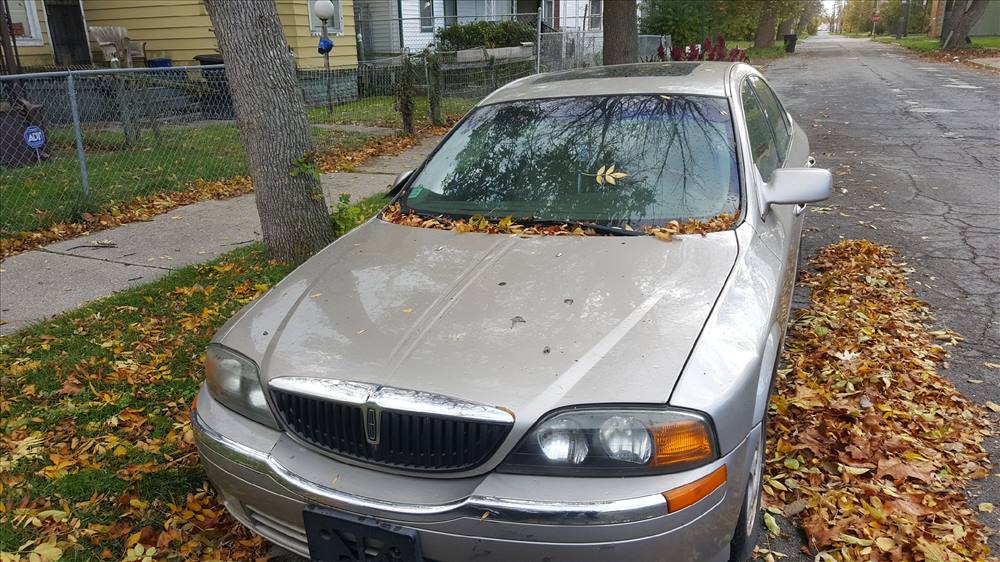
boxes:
[765,240,992,561]
[381,203,739,239]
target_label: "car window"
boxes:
[741,81,780,182]
[749,77,790,157]
[404,95,740,226]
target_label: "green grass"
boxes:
[308,95,478,129]
[0,124,373,236]
[873,34,1000,52]
[0,194,389,560]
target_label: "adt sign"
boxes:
[24,125,46,149]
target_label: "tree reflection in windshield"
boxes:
[405,95,739,227]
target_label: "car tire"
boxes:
[729,424,766,562]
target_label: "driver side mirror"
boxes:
[760,168,832,216]
[387,169,414,197]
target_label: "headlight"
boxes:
[205,343,278,428]
[499,408,717,476]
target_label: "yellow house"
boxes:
[7,0,358,69]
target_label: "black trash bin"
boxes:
[194,54,235,119]
[783,34,798,53]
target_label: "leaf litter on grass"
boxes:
[765,240,992,561]
[0,247,294,561]
[1,124,455,260]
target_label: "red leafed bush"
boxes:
[664,34,749,63]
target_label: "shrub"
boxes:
[666,34,749,63]
[435,20,535,51]
[331,192,390,237]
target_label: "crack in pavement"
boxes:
[36,247,176,271]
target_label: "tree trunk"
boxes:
[796,2,814,34]
[941,0,990,49]
[754,3,779,49]
[602,0,638,65]
[776,17,795,40]
[204,0,334,262]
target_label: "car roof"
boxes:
[480,62,742,105]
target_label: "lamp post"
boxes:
[315,0,336,113]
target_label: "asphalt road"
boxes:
[759,32,1000,557]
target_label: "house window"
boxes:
[543,0,554,25]
[7,0,43,46]
[309,0,343,34]
[443,0,457,27]
[589,0,602,29]
[420,0,435,32]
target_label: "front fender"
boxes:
[669,224,784,454]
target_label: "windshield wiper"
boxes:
[520,218,645,237]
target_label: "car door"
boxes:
[749,76,806,241]
[739,76,797,326]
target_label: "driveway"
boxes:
[760,32,1000,556]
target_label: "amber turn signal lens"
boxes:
[663,465,727,513]
[650,419,713,466]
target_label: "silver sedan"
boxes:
[193,61,831,562]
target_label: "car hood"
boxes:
[221,219,737,424]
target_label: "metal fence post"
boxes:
[65,72,90,201]
[536,7,543,74]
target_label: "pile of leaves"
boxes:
[765,240,992,561]
[0,246,295,561]
[644,212,740,240]
[382,203,740,239]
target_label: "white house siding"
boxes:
[397,0,444,51]
[558,0,600,30]
[356,0,399,55]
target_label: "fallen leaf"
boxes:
[764,512,781,536]
[875,537,896,552]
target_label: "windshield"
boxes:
[403,95,740,227]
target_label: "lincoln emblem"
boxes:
[364,406,379,444]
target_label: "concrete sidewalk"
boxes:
[968,56,1000,71]
[0,135,441,335]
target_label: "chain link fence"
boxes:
[1,52,536,238]
[1,65,245,236]
[538,15,603,72]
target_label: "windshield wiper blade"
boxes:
[521,218,645,237]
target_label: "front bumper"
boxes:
[193,385,760,562]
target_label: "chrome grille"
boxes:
[269,380,513,472]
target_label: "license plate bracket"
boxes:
[303,506,423,562]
